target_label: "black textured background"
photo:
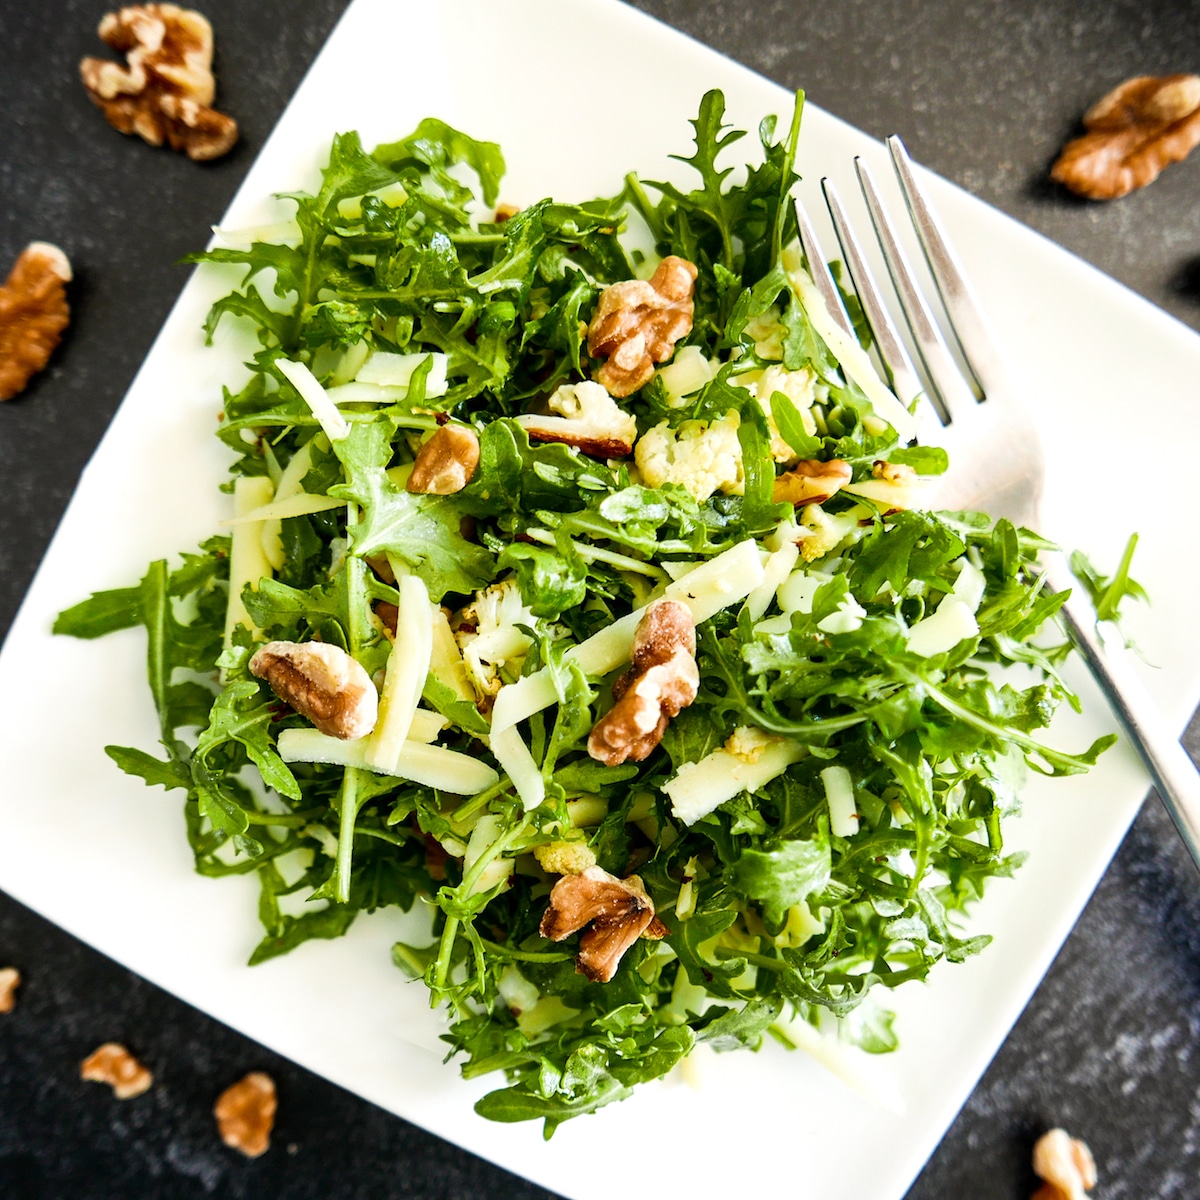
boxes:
[2,1,1200,1197]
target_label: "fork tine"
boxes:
[821,176,931,420]
[792,199,856,339]
[854,155,979,425]
[886,136,1004,394]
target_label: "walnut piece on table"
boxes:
[214,1071,277,1158]
[0,242,72,403]
[1031,1127,1097,1200]
[79,4,238,161]
[586,255,698,397]
[587,599,699,766]
[0,967,21,1013]
[1051,73,1200,199]
[80,1042,154,1099]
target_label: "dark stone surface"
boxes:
[2,0,1199,1196]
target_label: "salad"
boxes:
[54,89,1114,1134]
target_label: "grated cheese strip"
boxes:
[222,492,345,525]
[277,728,495,793]
[747,542,800,620]
[821,765,860,837]
[664,738,808,826]
[784,249,917,442]
[224,475,275,645]
[277,358,350,441]
[367,576,434,770]
[489,724,545,812]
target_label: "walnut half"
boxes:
[214,1071,277,1158]
[0,967,21,1013]
[0,243,72,403]
[586,256,698,397]
[80,5,239,161]
[1051,74,1200,199]
[1031,1128,1097,1200]
[80,1043,154,1099]
[249,640,378,740]
[539,865,668,983]
[587,599,699,766]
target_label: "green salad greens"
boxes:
[55,89,1114,1135]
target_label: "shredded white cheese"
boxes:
[277,728,498,794]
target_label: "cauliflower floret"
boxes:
[724,724,778,763]
[798,502,863,563]
[634,411,744,502]
[734,363,820,463]
[533,839,598,876]
[743,307,785,360]
[454,578,536,699]
[513,380,638,457]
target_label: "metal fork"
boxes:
[794,136,1200,872]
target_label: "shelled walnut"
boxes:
[249,640,378,740]
[1031,1128,1097,1200]
[587,599,699,766]
[0,243,72,402]
[539,866,668,983]
[1051,74,1200,199]
[586,256,698,396]
[79,4,238,161]
[214,1071,277,1157]
[80,1043,154,1099]
[406,424,480,494]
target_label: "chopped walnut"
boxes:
[249,640,378,740]
[0,243,72,403]
[80,5,239,161]
[80,1042,154,1099]
[493,203,520,222]
[1051,74,1200,199]
[406,424,480,494]
[772,458,852,506]
[0,967,21,1013]
[214,1071,277,1158]
[539,865,667,982]
[514,380,639,458]
[1031,1128,1097,1200]
[587,256,698,397]
[587,599,699,766]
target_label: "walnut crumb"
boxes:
[1031,1128,1097,1200]
[0,967,21,1013]
[80,1043,154,1099]
[214,1071,277,1158]
[80,5,238,161]
[249,640,378,740]
[539,865,667,983]
[586,256,698,397]
[1051,74,1200,199]
[587,599,699,766]
[0,243,72,403]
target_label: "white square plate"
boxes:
[2,1,1198,1196]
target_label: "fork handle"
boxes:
[1044,553,1200,871]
